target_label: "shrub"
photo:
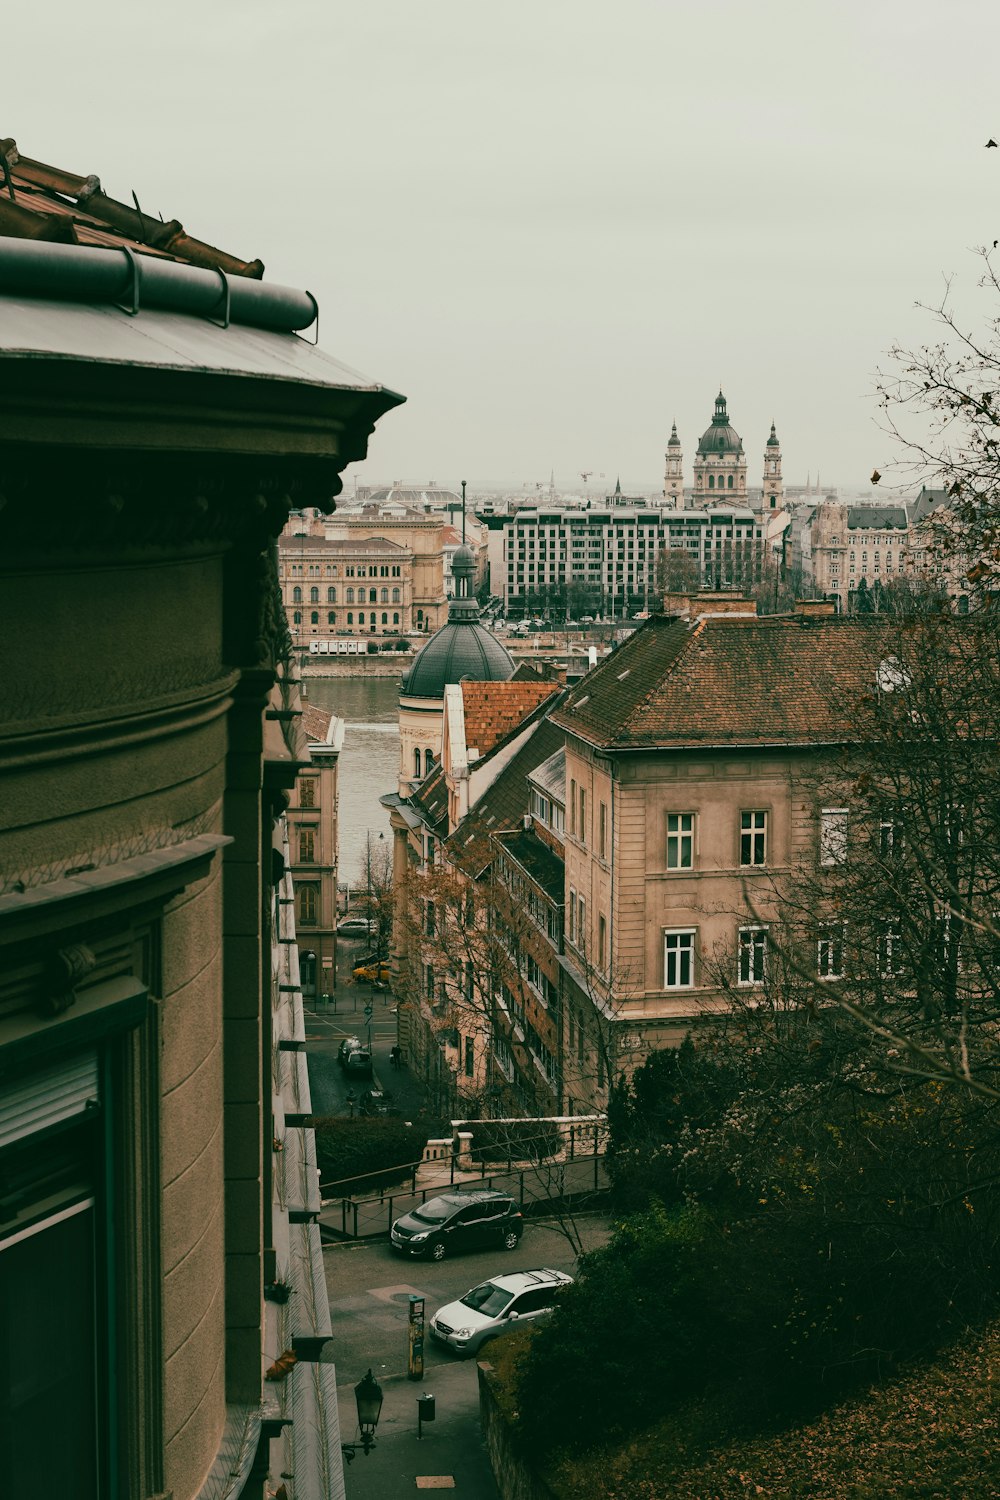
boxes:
[394,638,411,651]
[469,1118,562,1165]
[311,1115,451,1196]
[366,640,380,654]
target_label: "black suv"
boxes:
[337,1037,372,1076]
[390,1190,523,1261]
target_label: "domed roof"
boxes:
[667,420,681,448]
[403,611,514,698]
[696,391,744,457]
[766,421,780,448]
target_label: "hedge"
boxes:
[311,1115,451,1196]
[469,1119,562,1165]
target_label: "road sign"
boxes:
[363,1003,373,1019]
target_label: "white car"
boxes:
[429,1268,572,1356]
[337,916,372,936]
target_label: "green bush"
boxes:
[469,1118,563,1165]
[311,1116,451,1196]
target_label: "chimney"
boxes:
[794,599,836,618]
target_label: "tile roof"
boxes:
[448,709,569,878]
[550,613,910,751]
[301,704,334,743]
[495,827,564,904]
[460,679,559,758]
[527,748,565,803]
[0,136,264,276]
[409,762,449,837]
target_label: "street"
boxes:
[322,1214,611,1499]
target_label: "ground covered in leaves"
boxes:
[489,1321,1000,1500]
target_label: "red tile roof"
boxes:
[0,136,263,277]
[461,679,559,758]
[550,613,925,751]
[301,704,334,743]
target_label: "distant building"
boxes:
[278,529,414,640]
[288,704,345,1000]
[323,505,449,632]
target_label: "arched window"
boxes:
[382,612,388,624]
[392,588,400,603]
[310,586,319,603]
[380,587,389,603]
[347,612,353,624]
[708,474,715,489]
[413,748,422,778]
[327,611,336,625]
[293,610,302,624]
[293,585,302,603]
[346,587,355,603]
[369,588,378,603]
[424,748,434,776]
[310,611,319,624]
[393,612,400,624]
[727,475,734,489]
[297,883,318,926]
[328,586,336,602]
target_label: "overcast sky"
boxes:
[10,1,999,493]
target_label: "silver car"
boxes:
[429,1268,572,1356]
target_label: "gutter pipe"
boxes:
[0,238,318,334]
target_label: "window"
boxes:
[579,788,586,844]
[425,901,436,937]
[424,748,434,777]
[327,611,336,625]
[599,801,607,860]
[292,585,302,603]
[569,780,577,836]
[820,808,848,866]
[425,834,436,867]
[381,588,389,603]
[310,611,319,624]
[880,816,903,859]
[413,749,422,778]
[740,810,767,867]
[575,895,587,953]
[817,925,845,979]
[346,587,355,603]
[310,586,319,603]
[464,1035,475,1077]
[297,883,318,925]
[369,588,378,603]
[328,586,336,602]
[293,610,302,624]
[666,813,694,869]
[879,921,902,978]
[347,612,353,625]
[738,926,767,986]
[663,930,695,988]
[598,913,607,970]
[299,777,315,808]
[425,964,435,1001]
[298,829,315,863]
[392,587,400,603]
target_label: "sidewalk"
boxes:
[338,1360,498,1499]
[328,940,429,1121]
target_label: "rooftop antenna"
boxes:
[461,479,466,544]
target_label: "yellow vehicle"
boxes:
[353,960,391,984]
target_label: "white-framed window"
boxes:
[666,813,694,869]
[740,810,767,867]
[663,929,695,989]
[817,924,846,979]
[879,816,903,859]
[820,808,848,866]
[738,926,767,986]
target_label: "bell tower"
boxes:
[762,422,783,514]
[663,420,683,508]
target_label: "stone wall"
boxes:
[478,1361,560,1500]
[299,655,411,679]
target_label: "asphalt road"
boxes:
[323,1212,611,1383]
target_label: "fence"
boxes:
[319,1152,608,1241]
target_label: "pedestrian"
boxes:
[390,1043,402,1070]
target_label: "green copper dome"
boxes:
[696,391,744,457]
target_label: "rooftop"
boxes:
[495,826,565,905]
[550,614,922,751]
[461,680,559,759]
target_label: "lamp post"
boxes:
[341,1368,383,1463]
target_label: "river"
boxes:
[301,675,401,889]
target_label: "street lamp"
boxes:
[341,1368,383,1463]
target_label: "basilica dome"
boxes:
[696,390,744,456]
[402,544,514,699]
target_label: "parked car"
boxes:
[390,1190,524,1261]
[353,959,391,984]
[429,1268,573,1356]
[359,1088,398,1118]
[337,916,372,937]
[337,1037,373,1076]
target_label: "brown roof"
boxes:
[550,614,906,751]
[409,761,449,837]
[461,680,559,758]
[0,136,263,277]
[495,827,564,905]
[301,704,334,743]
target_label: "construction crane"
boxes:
[580,471,592,482]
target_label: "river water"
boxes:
[301,676,401,889]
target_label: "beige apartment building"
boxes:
[278,530,414,642]
[549,611,893,1057]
